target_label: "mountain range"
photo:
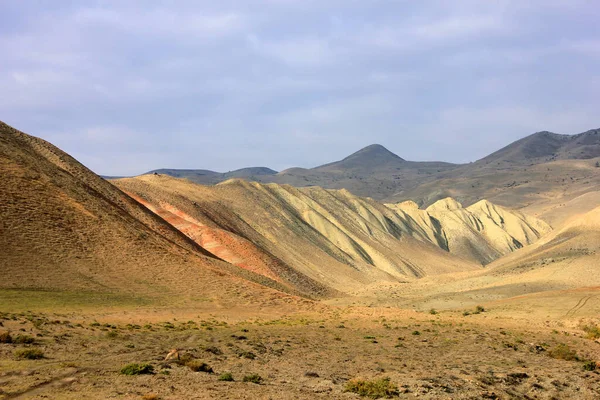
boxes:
[146,128,600,220]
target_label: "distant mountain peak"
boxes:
[314,143,405,172]
[346,144,405,161]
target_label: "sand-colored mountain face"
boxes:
[0,121,309,306]
[115,176,482,294]
[393,204,600,314]
[385,198,551,264]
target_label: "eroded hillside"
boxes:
[115,175,550,298]
[115,176,482,294]
[0,121,312,307]
[387,198,551,264]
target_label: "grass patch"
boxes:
[548,344,579,361]
[243,374,263,384]
[344,377,399,398]
[0,331,13,343]
[13,334,35,344]
[120,363,154,375]
[582,324,600,340]
[239,351,256,360]
[0,289,151,313]
[186,360,213,373]
[583,361,597,371]
[218,372,234,381]
[15,348,44,360]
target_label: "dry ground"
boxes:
[1,304,600,400]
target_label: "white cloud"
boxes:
[72,7,246,38]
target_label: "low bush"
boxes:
[0,331,13,343]
[583,361,597,371]
[15,348,44,360]
[344,377,399,398]
[243,374,263,384]
[186,360,213,373]
[582,324,600,340]
[120,363,154,375]
[218,372,234,381]
[548,344,579,361]
[13,335,35,344]
[239,351,256,360]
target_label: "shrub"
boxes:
[239,351,256,360]
[548,344,579,361]
[583,361,597,371]
[218,372,234,381]
[429,309,438,315]
[202,346,222,355]
[13,335,35,344]
[15,348,44,360]
[106,331,118,338]
[344,377,399,398]
[186,360,213,373]
[582,324,600,340]
[474,305,485,314]
[412,331,420,336]
[0,331,13,343]
[120,363,154,375]
[243,374,263,384]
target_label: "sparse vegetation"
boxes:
[243,374,263,384]
[186,360,213,373]
[429,308,438,315]
[548,344,579,361]
[15,348,44,360]
[239,351,256,360]
[583,361,597,371]
[218,372,234,381]
[13,334,35,344]
[0,331,12,343]
[344,377,399,398]
[120,363,154,375]
[582,324,600,339]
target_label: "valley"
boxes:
[2,121,600,399]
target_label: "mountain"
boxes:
[0,121,308,306]
[315,144,405,171]
[115,175,483,294]
[394,128,600,215]
[136,128,600,213]
[386,198,551,264]
[148,167,278,185]
[480,129,600,165]
[141,144,458,201]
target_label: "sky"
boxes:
[1,1,599,175]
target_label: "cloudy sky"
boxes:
[1,1,599,175]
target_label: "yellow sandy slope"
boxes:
[116,175,549,294]
[386,197,551,264]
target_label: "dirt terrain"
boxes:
[1,304,600,400]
